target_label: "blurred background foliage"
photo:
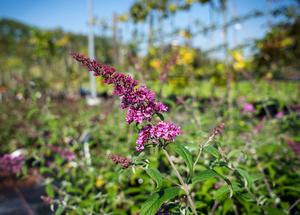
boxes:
[0,0,300,214]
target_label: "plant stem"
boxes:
[193,133,215,173]
[162,148,198,215]
[288,198,300,213]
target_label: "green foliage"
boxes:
[145,168,163,191]
[253,16,300,78]
[171,142,193,175]
[1,3,300,213]
[1,79,299,214]
[140,187,180,215]
[192,169,219,184]
[203,145,220,159]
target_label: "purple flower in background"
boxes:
[276,111,284,119]
[287,140,300,161]
[0,154,24,175]
[253,117,266,134]
[50,145,75,161]
[242,103,255,113]
[60,150,75,162]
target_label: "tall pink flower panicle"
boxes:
[71,53,167,124]
[71,52,181,151]
[0,154,24,175]
[136,122,181,151]
[71,52,116,79]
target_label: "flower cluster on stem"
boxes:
[71,53,180,151]
[71,52,197,214]
[108,154,132,169]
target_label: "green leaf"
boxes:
[192,169,219,184]
[146,168,163,191]
[140,193,160,215]
[46,184,54,198]
[263,206,286,215]
[213,186,230,201]
[140,187,180,215]
[157,187,181,206]
[83,181,94,195]
[203,145,220,158]
[227,149,241,159]
[156,112,165,121]
[55,206,65,215]
[171,143,193,175]
[26,107,38,119]
[236,168,253,188]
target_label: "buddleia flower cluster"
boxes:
[0,153,24,175]
[71,53,181,151]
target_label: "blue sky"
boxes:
[0,0,295,57]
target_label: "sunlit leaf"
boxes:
[146,168,163,191]
[140,187,180,215]
[203,145,220,158]
[192,169,219,184]
[171,143,193,175]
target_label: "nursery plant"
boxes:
[63,53,254,215]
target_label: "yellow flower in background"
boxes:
[179,30,192,39]
[148,47,157,56]
[178,47,195,65]
[149,59,161,71]
[169,4,177,13]
[280,37,294,48]
[185,0,195,5]
[96,176,105,188]
[232,51,244,62]
[232,50,246,71]
[117,14,129,22]
[266,72,273,79]
[233,61,246,71]
[56,35,70,47]
[216,63,225,73]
